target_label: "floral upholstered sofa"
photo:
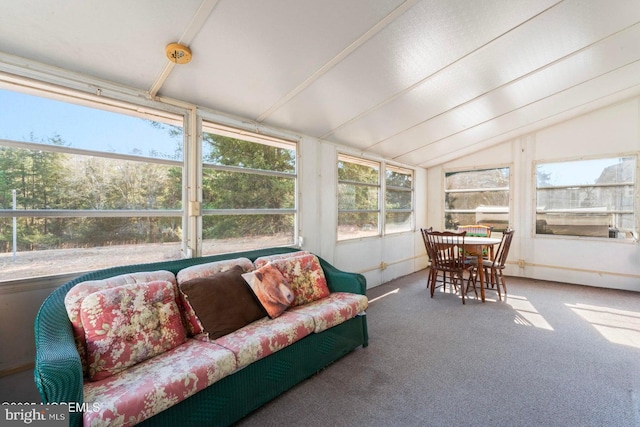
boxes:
[34,247,368,427]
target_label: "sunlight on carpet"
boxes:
[566,303,640,349]
[368,288,400,304]
[507,294,554,330]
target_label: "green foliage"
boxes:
[204,134,295,172]
[201,134,295,238]
[0,131,296,251]
[0,141,184,251]
[337,158,381,228]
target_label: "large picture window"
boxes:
[536,156,636,238]
[0,89,185,281]
[201,123,297,253]
[337,155,380,240]
[444,167,510,231]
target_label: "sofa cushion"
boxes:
[253,251,310,269]
[83,339,237,427]
[81,280,187,381]
[289,292,368,333]
[242,263,294,319]
[178,265,266,340]
[269,254,330,306]
[176,257,254,284]
[213,311,315,369]
[64,270,177,377]
[176,257,255,336]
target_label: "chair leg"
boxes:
[493,267,502,301]
[429,269,436,298]
[498,270,507,296]
[450,272,458,293]
[491,268,498,289]
[485,266,495,289]
[465,269,478,299]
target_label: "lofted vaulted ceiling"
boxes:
[1,0,640,168]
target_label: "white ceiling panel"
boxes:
[375,22,640,159]
[331,0,640,155]
[0,0,202,89]
[159,0,405,120]
[264,0,560,136]
[400,60,640,167]
[1,0,639,167]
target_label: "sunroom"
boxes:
[1,1,640,425]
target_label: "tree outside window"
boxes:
[337,155,380,240]
[444,167,510,231]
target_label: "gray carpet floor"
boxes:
[237,270,640,427]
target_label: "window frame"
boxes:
[337,154,381,241]
[0,89,189,282]
[534,155,637,240]
[0,82,304,283]
[384,164,414,235]
[443,165,511,232]
[337,153,415,242]
[198,119,299,254]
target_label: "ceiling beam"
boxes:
[149,0,220,98]
[256,0,420,123]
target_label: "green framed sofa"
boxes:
[34,247,368,426]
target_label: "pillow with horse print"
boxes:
[80,280,187,381]
[269,254,330,306]
[242,263,294,319]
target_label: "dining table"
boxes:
[438,235,502,302]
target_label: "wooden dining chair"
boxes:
[421,227,454,294]
[474,228,515,301]
[425,230,477,304]
[420,227,438,291]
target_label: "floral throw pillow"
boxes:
[242,264,294,319]
[63,270,177,377]
[269,254,330,306]
[80,280,187,381]
[253,251,310,269]
[176,257,254,284]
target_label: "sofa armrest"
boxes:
[34,288,84,426]
[317,257,366,295]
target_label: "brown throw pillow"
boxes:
[178,265,266,339]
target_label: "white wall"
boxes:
[428,97,640,292]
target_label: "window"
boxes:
[385,165,413,234]
[337,155,380,240]
[0,89,185,282]
[200,122,297,253]
[536,156,636,238]
[444,167,510,231]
